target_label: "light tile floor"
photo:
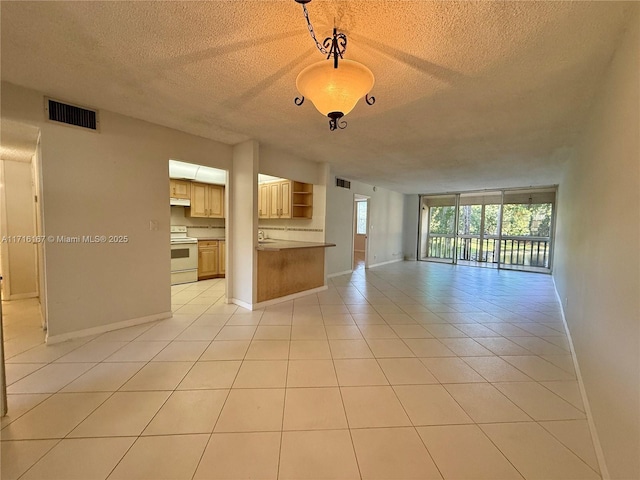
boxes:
[2,262,602,479]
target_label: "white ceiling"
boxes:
[0,1,633,193]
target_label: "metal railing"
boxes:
[427,234,550,268]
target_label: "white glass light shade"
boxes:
[296,59,374,117]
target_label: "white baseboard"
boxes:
[552,278,610,479]
[230,285,329,311]
[327,269,353,278]
[45,311,172,345]
[6,292,39,300]
[368,258,403,268]
[228,298,252,310]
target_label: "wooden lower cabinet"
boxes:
[218,240,226,276]
[257,247,325,302]
[197,240,226,280]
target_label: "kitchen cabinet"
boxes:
[187,182,224,218]
[198,239,225,279]
[170,179,190,199]
[259,179,312,219]
[258,184,270,219]
[198,240,219,279]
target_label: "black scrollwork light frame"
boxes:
[293,0,375,131]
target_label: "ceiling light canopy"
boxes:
[293,1,376,131]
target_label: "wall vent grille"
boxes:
[336,177,351,189]
[46,98,98,130]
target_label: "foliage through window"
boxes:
[356,201,367,235]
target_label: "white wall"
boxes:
[1,82,233,340]
[326,173,405,275]
[553,11,639,480]
[0,159,38,298]
[229,140,259,307]
[259,145,322,185]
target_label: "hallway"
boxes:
[2,262,599,479]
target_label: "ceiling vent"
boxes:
[336,177,351,189]
[45,98,99,131]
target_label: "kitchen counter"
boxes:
[195,237,225,241]
[256,240,336,251]
[257,241,334,302]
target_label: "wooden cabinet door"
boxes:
[218,240,226,276]
[280,180,292,219]
[170,179,190,199]
[198,242,219,279]
[190,182,208,217]
[208,185,224,218]
[269,183,281,218]
[258,184,270,219]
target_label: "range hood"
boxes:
[170,197,190,206]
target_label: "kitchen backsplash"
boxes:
[187,226,225,239]
[258,224,325,243]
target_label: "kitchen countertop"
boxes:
[195,237,226,241]
[256,240,336,251]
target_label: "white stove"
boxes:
[170,226,198,285]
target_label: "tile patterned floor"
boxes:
[1,262,601,479]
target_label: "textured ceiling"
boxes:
[0,1,633,193]
[0,120,39,163]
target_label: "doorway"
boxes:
[168,159,228,312]
[353,196,369,270]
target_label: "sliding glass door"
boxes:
[498,189,555,272]
[457,192,502,266]
[419,187,556,273]
[419,195,457,263]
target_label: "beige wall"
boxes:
[2,82,233,340]
[0,159,38,298]
[553,10,639,479]
[326,174,405,275]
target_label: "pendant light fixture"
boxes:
[293,0,376,131]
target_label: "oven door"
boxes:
[171,243,198,285]
[170,243,198,272]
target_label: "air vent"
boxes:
[336,177,351,189]
[46,98,98,130]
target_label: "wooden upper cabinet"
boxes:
[280,180,292,219]
[189,182,209,217]
[209,185,224,217]
[170,179,191,199]
[259,179,312,219]
[268,182,281,218]
[258,184,270,219]
[187,182,225,218]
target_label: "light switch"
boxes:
[149,220,158,231]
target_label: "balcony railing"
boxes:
[427,234,550,268]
